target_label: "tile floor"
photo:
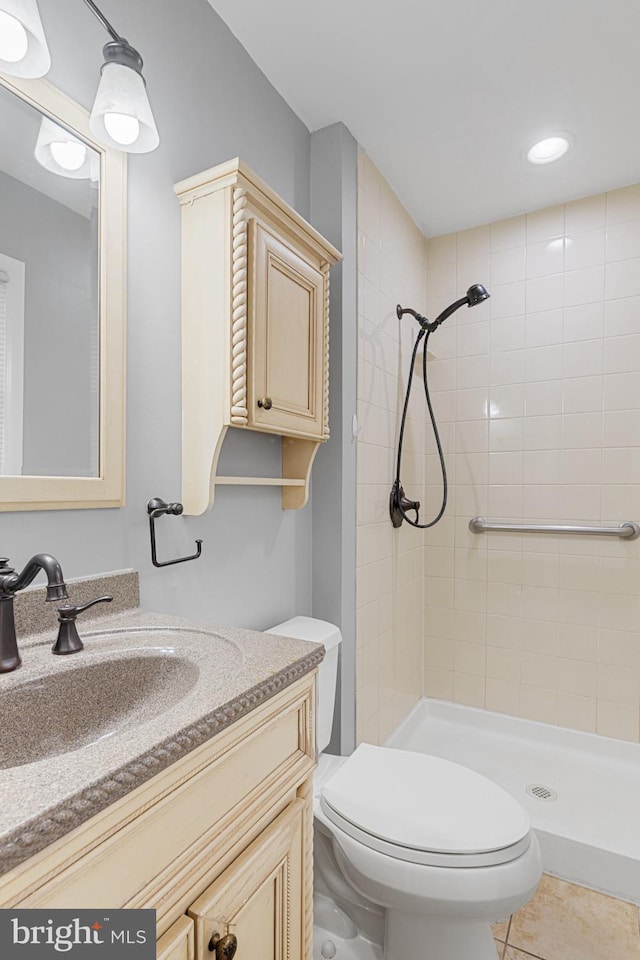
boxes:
[492,874,640,959]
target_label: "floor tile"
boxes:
[508,873,640,960]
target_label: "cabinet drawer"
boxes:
[157,916,194,960]
[189,800,304,960]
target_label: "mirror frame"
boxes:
[0,72,126,510]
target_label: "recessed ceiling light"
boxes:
[527,136,570,165]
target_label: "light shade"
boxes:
[527,136,570,165]
[0,0,50,77]
[34,116,96,179]
[89,60,159,153]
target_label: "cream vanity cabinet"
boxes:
[175,158,341,515]
[0,674,316,960]
[156,916,195,960]
[189,800,305,959]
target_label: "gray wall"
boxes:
[0,170,97,477]
[310,124,358,753]
[0,0,316,631]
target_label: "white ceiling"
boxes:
[206,0,640,237]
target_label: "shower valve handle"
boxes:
[401,494,420,514]
[389,482,421,528]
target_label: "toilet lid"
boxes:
[321,744,530,857]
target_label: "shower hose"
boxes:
[392,327,448,528]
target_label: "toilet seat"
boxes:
[320,744,531,868]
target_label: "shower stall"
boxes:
[355,152,640,950]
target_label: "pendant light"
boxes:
[89,38,159,153]
[0,0,159,154]
[0,0,50,77]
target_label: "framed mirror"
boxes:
[0,72,125,510]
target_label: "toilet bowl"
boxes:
[267,617,542,960]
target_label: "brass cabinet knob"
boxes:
[257,397,273,410]
[208,933,238,959]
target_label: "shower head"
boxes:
[432,283,491,328]
[467,283,490,306]
[396,283,490,333]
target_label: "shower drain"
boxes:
[526,783,558,801]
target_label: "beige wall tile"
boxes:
[598,628,640,669]
[356,153,426,742]
[491,216,526,252]
[356,714,379,747]
[526,205,565,244]
[606,184,640,224]
[453,671,485,707]
[596,700,640,741]
[555,658,597,698]
[555,693,597,733]
[597,664,640,704]
[508,873,640,960]
[424,666,454,700]
[453,609,486,644]
[566,195,606,234]
[454,640,486,675]
[519,685,557,724]
[424,636,453,670]
[604,297,640,338]
[486,679,520,716]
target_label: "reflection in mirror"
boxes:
[0,81,100,477]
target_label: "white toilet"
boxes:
[268,617,542,960]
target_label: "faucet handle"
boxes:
[52,596,113,655]
[59,596,114,620]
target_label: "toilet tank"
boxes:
[266,617,342,753]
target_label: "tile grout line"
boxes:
[504,941,548,960]
[504,912,549,960]
[505,913,513,947]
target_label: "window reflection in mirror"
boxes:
[0,82,100,478]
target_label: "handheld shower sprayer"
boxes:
[396,284,490,334]
[390,283,490,529]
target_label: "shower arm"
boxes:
[396,296,468,333]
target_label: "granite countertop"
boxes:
[0,606,323,874]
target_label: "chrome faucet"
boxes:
[0,555,68,673]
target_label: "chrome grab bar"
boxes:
[469,518,640,540]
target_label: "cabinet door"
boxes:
[157,916,195,960]
[188,800,305,960]
[250,220,325,439]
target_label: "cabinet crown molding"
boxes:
[174,157,341,266]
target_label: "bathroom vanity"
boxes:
[0,591,321,960]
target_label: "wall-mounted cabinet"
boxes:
[175,159,341,515]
